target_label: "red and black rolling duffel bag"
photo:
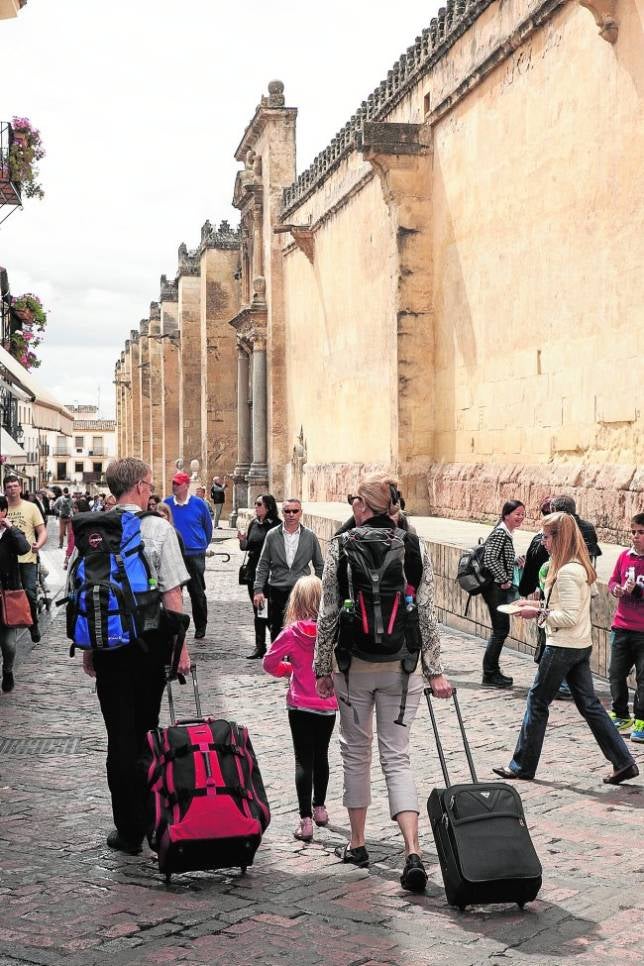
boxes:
[145,664,271,882]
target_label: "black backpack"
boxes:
[335,526,422,725]
[457,538,492,615]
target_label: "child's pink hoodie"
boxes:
[262,619,338,713]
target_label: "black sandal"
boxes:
[603,763,639,785]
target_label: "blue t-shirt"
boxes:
[163,496,213,556]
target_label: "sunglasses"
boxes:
[283,508,301,515]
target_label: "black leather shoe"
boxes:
[2,671,15,693]
[194,629,206,640]
[245,649,265,660]
[106,829,142,855]
[30,625,41,644]
[482,671,513,688]
[400,853,428,892]
[334,843,369,867]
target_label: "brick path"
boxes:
[0,531,642,966]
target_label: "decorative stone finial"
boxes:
[267,79,285,108]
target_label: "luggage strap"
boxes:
[160,742,244,762]
[166,785,253,806]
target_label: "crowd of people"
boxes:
[0,461,641,894]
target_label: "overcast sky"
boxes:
[1,0,440,418]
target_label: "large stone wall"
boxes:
[269,0,644,528]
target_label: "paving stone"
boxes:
[0,536,641,965]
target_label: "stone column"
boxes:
[248,336,268,501]
[231,347,251,524]
[139,319,151,465]
[148,306,164,491]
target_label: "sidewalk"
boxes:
[0,534,642,966]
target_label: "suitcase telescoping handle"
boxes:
[424,687,478,788]
[166,663,202,725]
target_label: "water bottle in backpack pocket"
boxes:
[62,509,161,652]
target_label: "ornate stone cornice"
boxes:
[228,300,267,352]
[176,242,200,278]
[235,80,297,162]
[578,0,618,43]
[281,0,498,216]
[200,218,241,253]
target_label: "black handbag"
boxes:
[238,553,249,586]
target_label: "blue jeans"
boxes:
[509,645,635,778]
[19,562,38,628]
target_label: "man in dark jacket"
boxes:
[253,499,324,642]
[551,495,602,561]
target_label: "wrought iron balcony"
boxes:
[0,122,21,224]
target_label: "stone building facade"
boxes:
[117,0,642,539]
[114,222,241,500]
[225,0,643,541]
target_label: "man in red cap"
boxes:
[164,471,213,639]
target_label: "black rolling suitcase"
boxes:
[425,688,542,910]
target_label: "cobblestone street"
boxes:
[0,531,642,966]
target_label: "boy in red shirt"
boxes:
[608,513,644,742]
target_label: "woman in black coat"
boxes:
[0,494,31,693]
[481,499,526,689]
[237,495,281,659]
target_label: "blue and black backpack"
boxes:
[63,508,161,654]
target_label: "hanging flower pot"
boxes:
[9,116,45,200]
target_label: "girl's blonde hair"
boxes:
[284,575,322,625]
[542,511,596,586]
[356,472,400,517]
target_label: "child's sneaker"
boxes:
[312,805,329,827]
[630,719,644,743]
[294,817,313,842]
[608,712,634,735]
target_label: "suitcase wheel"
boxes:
[458,905,466,912]
[240,866,247,875]
[165,873,171,885]
[517,902,525,909]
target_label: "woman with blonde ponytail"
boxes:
[494,513,638,785]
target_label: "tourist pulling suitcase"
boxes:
[145,664,271,882]
[425,688,542,910]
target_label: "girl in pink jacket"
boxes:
[263,575,337,842]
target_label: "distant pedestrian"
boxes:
[4,475,47,644]
[237,494,280,659]
[253,498,324,642]
[480,500,526,689]
[164,471,213,640]
[607,512,644,743]
[147,494,162,513]
[103,494,117,511]
[0,495,31,694]
[263,576,337,843]
[53,486,73,548]
[494,512,638,785]
[210,476,227,528]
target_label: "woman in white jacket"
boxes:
[493,513,638,784]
